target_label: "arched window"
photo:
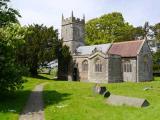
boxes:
[95,59,102,72]
[82,60,88,71]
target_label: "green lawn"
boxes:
[1,76,160,120]
[0,76,50,120]
[43,78,160,120]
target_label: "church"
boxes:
[61,12,153,83]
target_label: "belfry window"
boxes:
[95,59,102,72]
[82,60,88,71]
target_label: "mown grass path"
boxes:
[19,83,45,120]
[0,76,49,120]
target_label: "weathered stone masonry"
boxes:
[60,12,153,83]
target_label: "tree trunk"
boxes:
[30,66,38,76]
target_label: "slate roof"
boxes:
[76,43,111,55]
[108,40,145,57]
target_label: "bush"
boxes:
[0,23,25,94]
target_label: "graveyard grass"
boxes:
[44,77,160,120]
[1,75,160,120]
[0,76,49,120]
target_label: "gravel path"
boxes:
[19,84,45,120]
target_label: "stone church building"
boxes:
[61,12,153,83]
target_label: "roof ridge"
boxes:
[113,39,145,44]
[78,43,111,48]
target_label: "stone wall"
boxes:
[74,54,123,83]
[72,23,85,44]
[88,54,108,83]
[62,17,85,26]
[61,16,85,54]
[138,41,153,82]
[71,41,153,83]
[73,56,89,81]
[122,58,137,82]
[108,54,123,83]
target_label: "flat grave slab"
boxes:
[106,94,149,107]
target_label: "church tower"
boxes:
[61,11,85,54]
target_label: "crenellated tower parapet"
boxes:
[61,11,85,54]
[62,11,85,26]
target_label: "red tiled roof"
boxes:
[108,40,145,57]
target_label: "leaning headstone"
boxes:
[99,87,106,95]
[92,84,111,98]
[103,91,110,98]
[106,95,149,107]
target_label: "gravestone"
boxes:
[106,95,149,107]
[92,84,110,98]
[103,91,110,98]
[99,87,106,95]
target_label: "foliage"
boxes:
[85,12,135,45]
[153,50,160,71]
[17,24,59,76]
[152,23,160,42]
[85,13,158,45]
[57,40,72,80]
[0,0,21,27]
[133,26,146,40]
[50,68,57,77]
[133,22,155,42]
[0,23,26,94]
[152,22,160,71]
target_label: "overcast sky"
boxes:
[11,0,160,31]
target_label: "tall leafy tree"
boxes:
[0,0,21,27]
[57,40,72,80]
[152,23,160,71]
[153,50,160,72]
[85,12,135,45]
[0,23,26,94]
[133,26,145,40]
[18,24,59,76]
[133,22,155,41]
[152,23,160,42]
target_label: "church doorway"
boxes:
[73,67,78,81]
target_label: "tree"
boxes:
[0,0,21,27]
[153,50,160,72]
[132,26,145,40]
[85,12,135,45]
[18,24,59,76]
[152,23,160,42]
[57,40,72,80]
[0,23,26,94]
[133,22,156,41]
